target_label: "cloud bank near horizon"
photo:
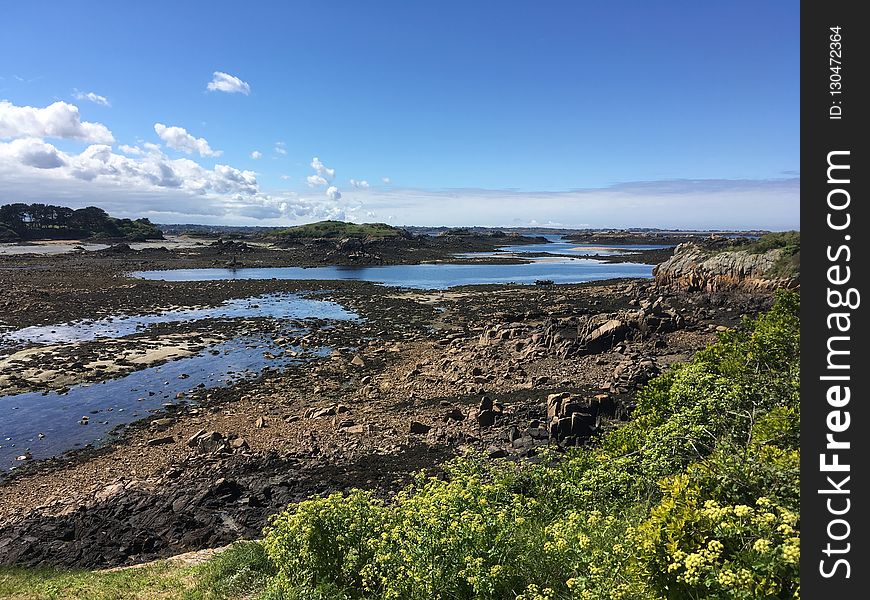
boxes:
[0,99,799,231]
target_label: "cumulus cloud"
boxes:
[326,186,342,201]
[307,174,328,187]
[349,178,370,189]
[118,144,143,155]
[274,142,287,155]
[72,90,110,107]
[0,100,114,143]
[310,156,335,179]
[0,137,66,169]
[381,176,391,184]
[206,71,251,95]
[154,123,222,157]
[250,150,262,159]
[0,137,355,225]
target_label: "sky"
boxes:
[0,1,799,229]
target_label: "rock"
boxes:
[487,447,508,459]
[582,319,627,354]
[94,483,125,502]
[350,355,366,367]
[186,428,207,448]
[193,431,228,455]
[146,436,174,447]
[506,426,522,442]
[653,242,798,292]
[443,408,465,422]
[151,418,175,430]
[409,421,431,434]
[547,392,571,419]
[255,416,266,429]
[230,437,249,451]
[475,410,495,428]
[527,426,549,440]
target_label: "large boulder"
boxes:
[653,243,798,292]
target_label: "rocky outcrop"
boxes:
[653,243,797,292]
[478,301,684,359]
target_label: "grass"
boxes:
[0,542,274,600]
[274,221,406,239]
[743,230,800,255]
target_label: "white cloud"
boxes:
[327,180,799,229]
[0,138,353,225]
[381,176,391,184]
[307,174,328,187]
[274,142,287,155]
[0,100,114,143]
[310,156,335,179]
[118,144,143,155]
[0,137,66,169]
[206,71,251,95]
[280,174,291,180]
[154,123,222,157]
[72,90,110,107]
[250,150,262,159]
[326,186,342,201]
[349,178,370,189]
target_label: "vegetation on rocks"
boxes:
[0,203,163,242]
[273,221,409,240]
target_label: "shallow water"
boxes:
[3,293,356,345]
[0,336,327,470]
[493,238,672,256]
[133,259,654,289]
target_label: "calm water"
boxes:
[0,293,357,471]
[0,336,329,471]
[133,259,653,288]
[494,238,672,256]
[4,293,356,345]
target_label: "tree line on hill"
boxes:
[0,203,163,242]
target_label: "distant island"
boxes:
[0,203,163,243]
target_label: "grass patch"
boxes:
[273,221,407,240]
[0,542,273,600]
[744,230,800,255]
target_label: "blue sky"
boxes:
[0,1,799,228]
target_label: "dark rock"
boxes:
[475,410,495,428]
[409,421,431,434]
[145,436,174,447]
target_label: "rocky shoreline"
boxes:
[0,236,780,569]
